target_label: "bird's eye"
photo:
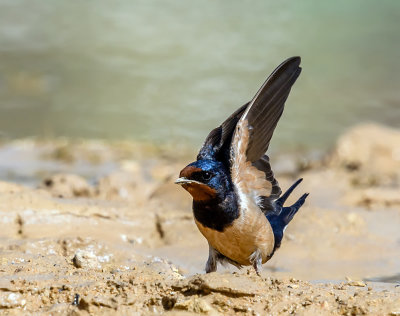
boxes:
[202,172,212,181]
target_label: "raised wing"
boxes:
[240,56,301,162]
[230,57,301,212]
[197,102,248,162]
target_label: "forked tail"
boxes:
[267,179,309,252]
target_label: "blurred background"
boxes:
[1,3,400,309]
[0,0,399,151]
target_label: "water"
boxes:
[0,0,399,151]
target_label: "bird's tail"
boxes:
[275,178,309,226]
[267,179,309,251]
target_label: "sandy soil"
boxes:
[0,123,399,315]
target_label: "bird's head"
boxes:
[175,159,230,202]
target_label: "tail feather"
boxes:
[267,179,309,252]
[274,178,303,210]
[281,193,309,225]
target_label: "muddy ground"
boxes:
[0,123,399,315]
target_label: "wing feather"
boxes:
[230,57,301,212]
[197,103,248,160]
[242,56,302,162]
[197,57,301,214]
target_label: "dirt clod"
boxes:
[72,250,100,269]
[0,127,399,314]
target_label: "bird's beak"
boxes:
[175,177,201,185]
[175,177,188,185]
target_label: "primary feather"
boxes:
[197,57,301,215]
[230,57,301,214]
[240,56,302,162]
[177,56,306,273]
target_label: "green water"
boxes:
[0,0,399,150]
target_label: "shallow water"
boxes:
[0,0,399,150]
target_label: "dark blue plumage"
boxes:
[267,179,309,253]
[176,57,309,273]
[186,160,240,232]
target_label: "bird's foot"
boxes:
[205,245,218,273]
[249,249,262,276]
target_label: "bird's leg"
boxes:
[205,245,218,273]
[249,249,262,276]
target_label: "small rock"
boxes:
[73,250,99,269]
[162,296,176,310]
[345,276,366,287]
[347,280,366,287]
[0,292,26,308]
[174,297,214,314]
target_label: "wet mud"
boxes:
[0,123,399,315]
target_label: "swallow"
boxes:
[175,57,308,274]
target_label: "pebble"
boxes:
[0,292,26,308]
[72,250,100,269]
[175,297,214,314]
